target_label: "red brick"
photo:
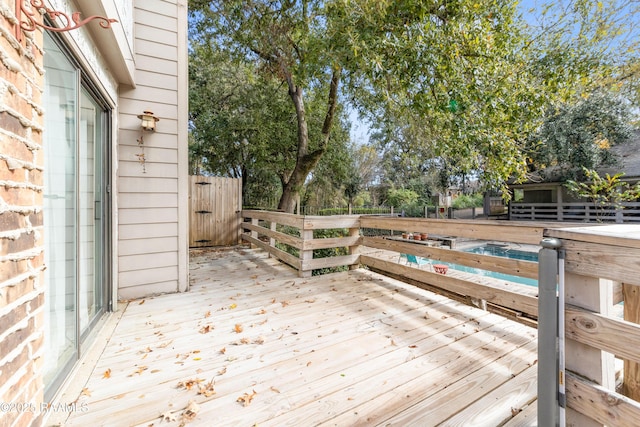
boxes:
[0,186,36,206]
[0,162,26,182]
[0,111,26,140]
[28,211,42,227]
[0,317,34,361]
[0,135,32,163]
[0,259,30,280]
[0,301,27,336]
[28,168,42,185]
[0,211,26,232]
[1,345,29,385]
[0,231,35,255]
[29,252,45,270]
[0,277,34,306]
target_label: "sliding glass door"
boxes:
[43,33,111,399]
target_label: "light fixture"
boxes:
[137,110,159,132]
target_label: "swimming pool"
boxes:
[437,245,539,287]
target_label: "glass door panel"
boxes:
[79,89,104,335]
[43,33,78,389]
[43,33,110,399]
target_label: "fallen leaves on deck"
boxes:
[128,365,148,376]
[102,368,111,379]
[177,378,205,390]
[198,381,216,397]
[182,400,200,422]
[199,324,213,334]
[160,410,177,422]
[237,389,257,407]
[234,324,244,333]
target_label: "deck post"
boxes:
[250,217,259,249]
[623,283,640,400]
[538,237,561,427]
[269,221,277,257]
[300,219,313,278]
[348,225,361,271]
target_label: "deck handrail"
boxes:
[241,210,640,425]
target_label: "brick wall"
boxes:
[0,4,46,427]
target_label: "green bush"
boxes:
[451,193,483,209]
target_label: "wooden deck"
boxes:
[59,248,538,426]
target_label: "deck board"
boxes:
[60,248,538,426]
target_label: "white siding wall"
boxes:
[117,0,188,299]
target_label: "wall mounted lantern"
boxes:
[15,0,117,41]
[137,110,159,132]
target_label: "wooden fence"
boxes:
[240,210,640,425]
[510,201,640,223]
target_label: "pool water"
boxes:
[436,245,539,287]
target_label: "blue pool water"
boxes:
[438,245,539,287]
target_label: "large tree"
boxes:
[191,0,349,212]
[190,0,640,208]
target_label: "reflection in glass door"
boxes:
[43,33,109,399]
[43,35,78,392]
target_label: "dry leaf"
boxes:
[304,299,316,303]
[270,386,281,393]
[390,339,397,346]
[306,361,312,367]
[182,400,201,422]
[237,389,257,407]
[128,366,148,376]
[240,337,250,344]
[218,367,227,376]
[219,347,226,355]
[102,368,111,379]
[281,301,290,307]
[177,378,204,390]
[254,336,266,345]
[234,324,244,333]
[199,324,213,334]
[81,388,91,397]
[409,345,417,349]
[204,311,211,318]
[229,303,237,309]
[258,309,267,315]
[271,298,276,304]
[139,299,145,305]
[198,382,216,398]
[138,347,153,354]
[160,411,177,422]
[157,340,173,349]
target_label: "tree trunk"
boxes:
[277,68,341,213]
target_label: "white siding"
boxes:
[117,0,188,299]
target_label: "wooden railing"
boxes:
[241,210,361,277]
[242,211,552,318]
[241,211,640,424]
[541,225,640,426]
[510,201,640,223]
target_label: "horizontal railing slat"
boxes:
[566,305,640,364]
[566,372,640,427]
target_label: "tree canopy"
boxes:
[189,0,640,211]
